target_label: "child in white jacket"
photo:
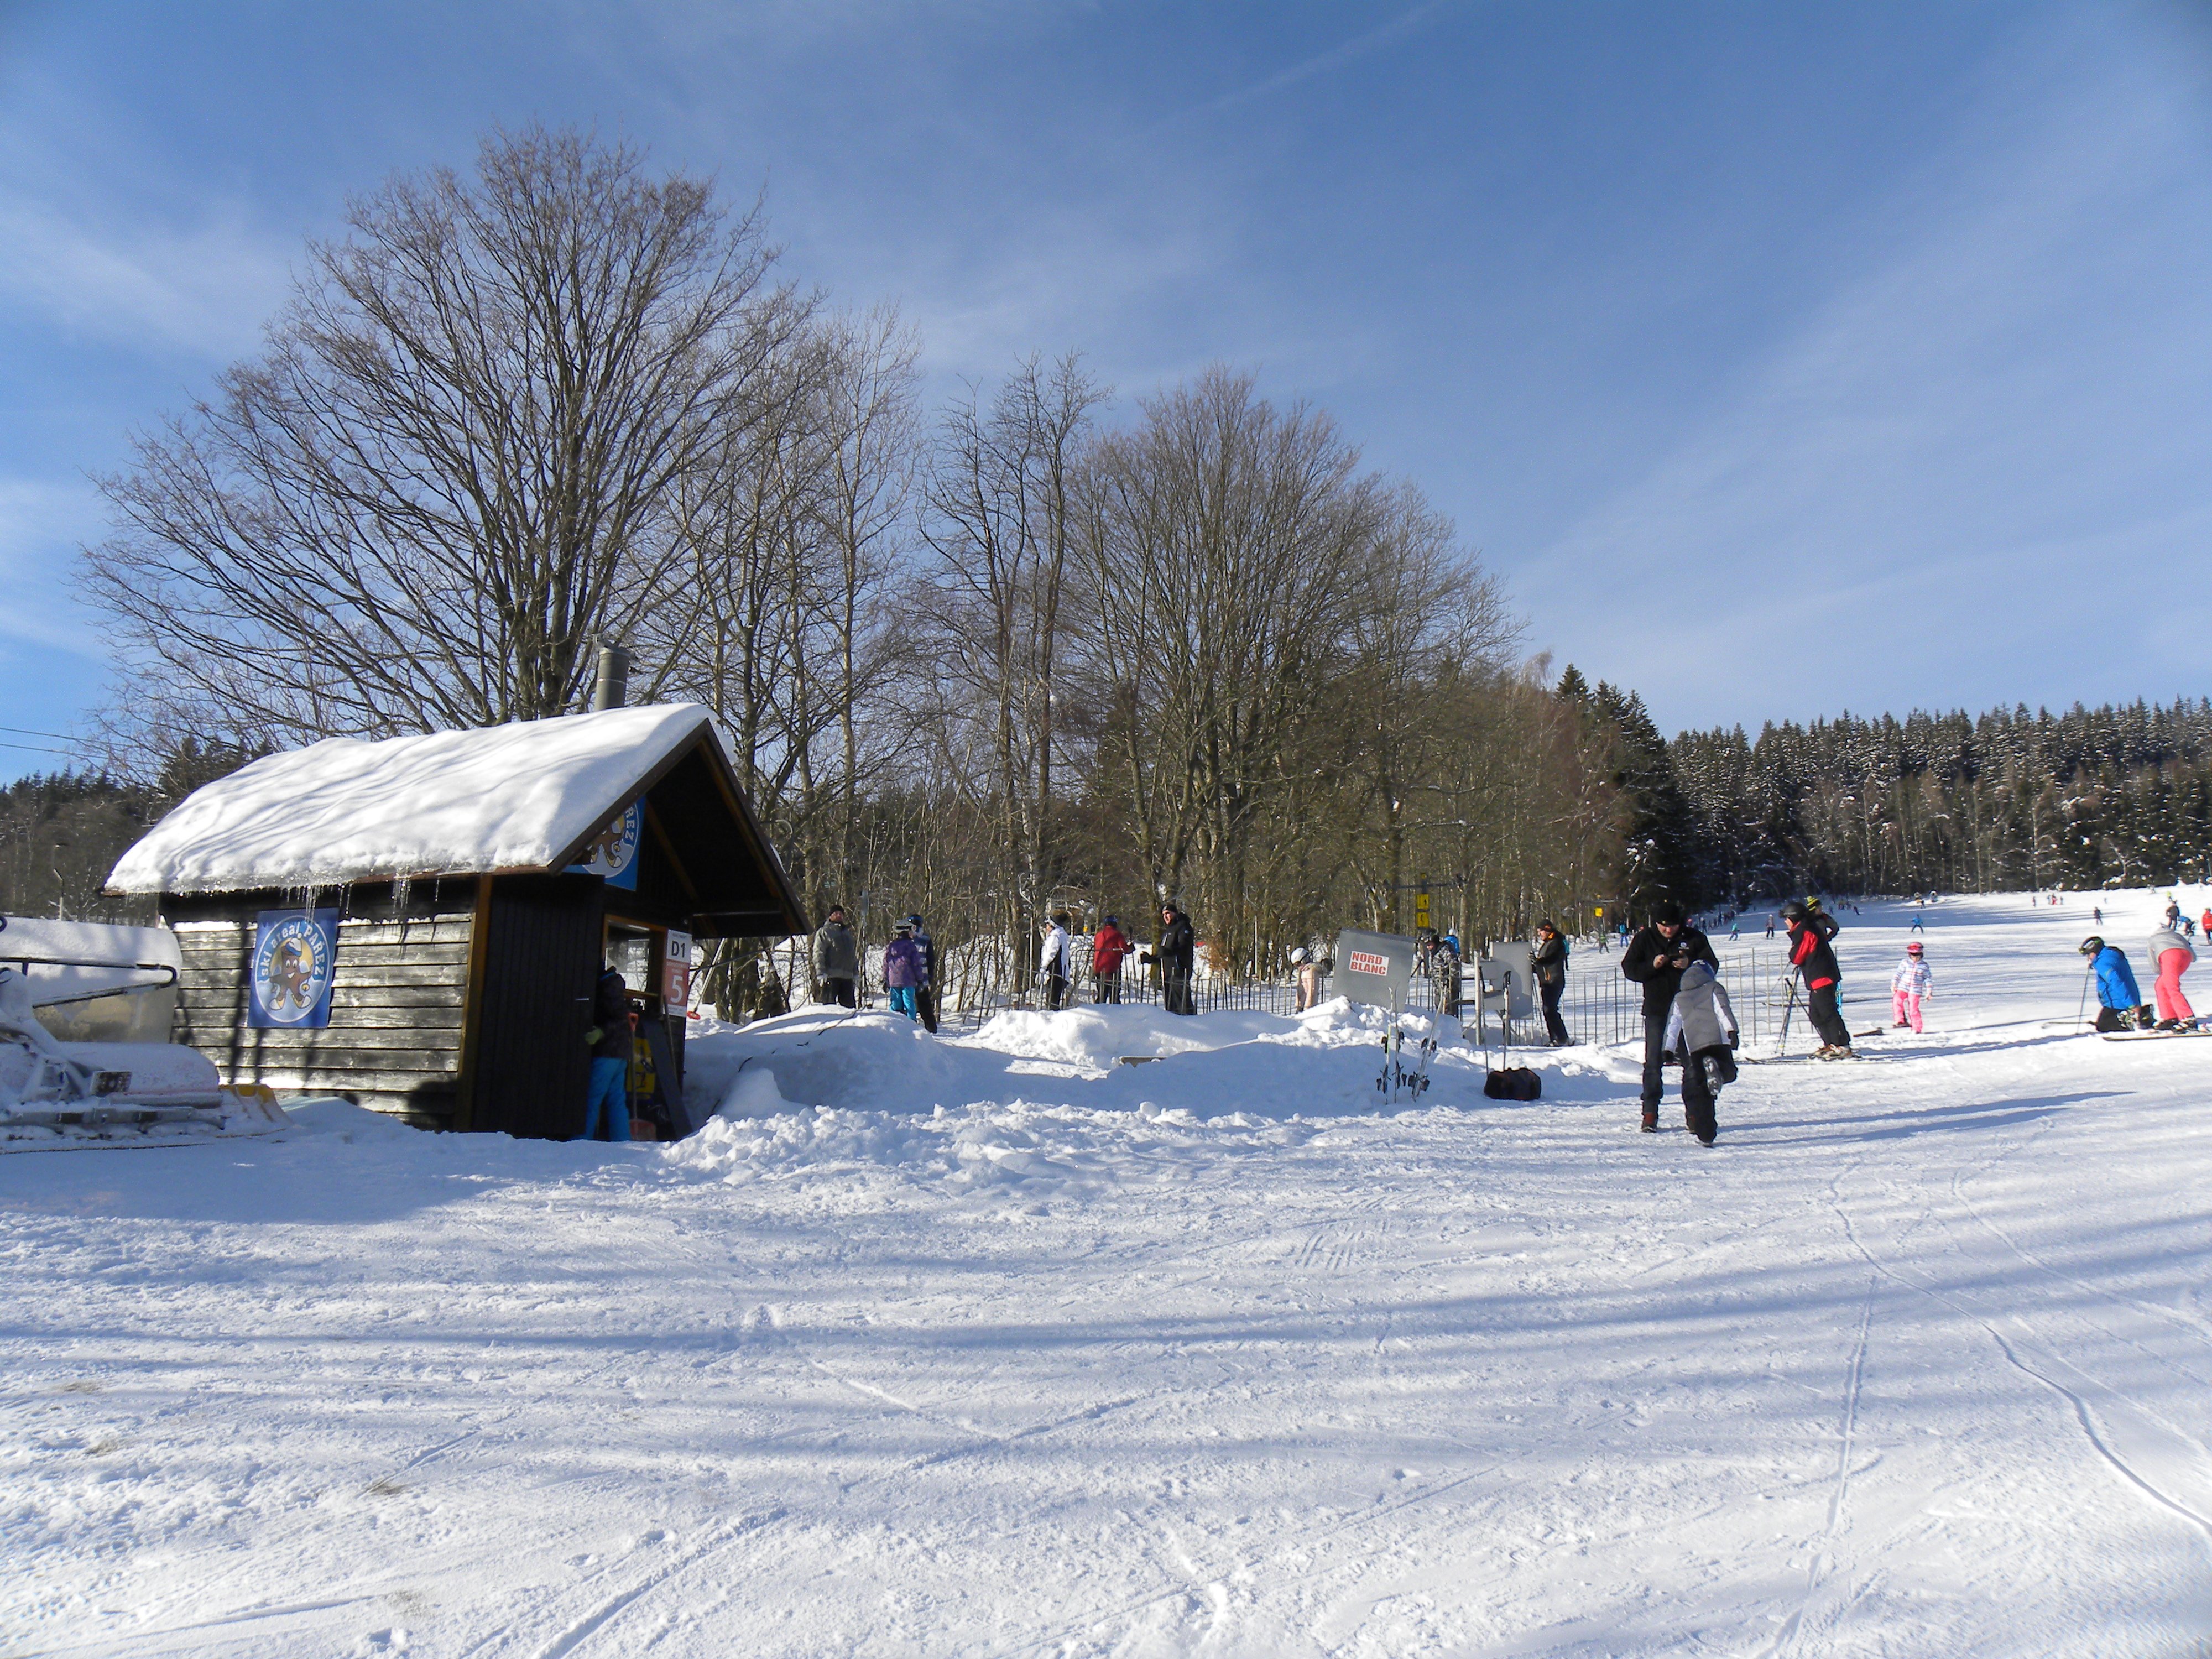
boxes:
[1891,941,1932,1032]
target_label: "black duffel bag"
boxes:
[1484,1067,1542,1101]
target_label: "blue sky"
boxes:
[2,1,2209,779]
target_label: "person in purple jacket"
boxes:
[883,921,926,1022]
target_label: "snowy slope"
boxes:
[106,703,720,893]
[4,889,2211,1656]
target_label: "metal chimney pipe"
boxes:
[589,640,632,712]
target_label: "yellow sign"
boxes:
[1594,906,1605,917]
[1414,893,1431,928]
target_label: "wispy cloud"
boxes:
[1515,18,2212,730]
[0,187,290,361]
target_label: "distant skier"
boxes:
[1781,899,1853,1056]
[1891,940,1932,1032]
[1144,904,1197,1015]
[1729,916,1740,940]
[1039,912,1073,1011]
[2200,906,2211,940]
[1432,933,1463,1016]
[1531,920,1571,1044]
[2162,897,2181,930]
[1765,914,1776,939]
[2093,906,2104,926]
[906,914,940,1032]
[1662,960,1738,1146]
[811,905,859,1009]
[1091,914,1130,1003]
[1909,912,1924,934]
[883,922,925,1022]
[1622,901,1719,1132]
[2080,936,2152,1032]
[2146,922,2198,1031]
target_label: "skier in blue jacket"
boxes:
[2080,936,2152,1032]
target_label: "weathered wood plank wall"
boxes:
[174,914,473,1124]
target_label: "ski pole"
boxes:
[2074,961,2091,1032]
[1775,971,1801,1056]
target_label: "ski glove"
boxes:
[585,1026,604,1046]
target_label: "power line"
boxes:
[0,724,81,743]
[0,739,80,757]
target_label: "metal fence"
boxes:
[752,935,1853,1053]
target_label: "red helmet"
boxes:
[1906,941,1924,953]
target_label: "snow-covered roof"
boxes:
[108,704,725,895]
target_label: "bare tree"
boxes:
[911,355,1106,976]
[84,125,807,745]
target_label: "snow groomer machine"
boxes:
[0,915,286,1151]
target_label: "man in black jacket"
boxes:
[1531,920,1571,1045]
[1782,898,1852,1054]
[1144,905,1198,1015]
[1621,901,1718,1132]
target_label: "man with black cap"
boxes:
[1621,901,1719,1132]
[1781,899,1851,1055]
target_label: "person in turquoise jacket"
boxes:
[2079,935,2151,1032]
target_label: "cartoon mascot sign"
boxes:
[248,910,341,1029]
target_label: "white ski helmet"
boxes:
[1290,946,1309,964]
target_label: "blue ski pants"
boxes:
[582,1056,632,1141]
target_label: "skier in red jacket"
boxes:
[1782,899,1852,1056]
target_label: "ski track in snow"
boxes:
[7,890,2212,1655]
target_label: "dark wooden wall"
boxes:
[173,906,473,1125]
[462,874,602,1139]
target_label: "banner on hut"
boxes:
[568,800,641,891]
[248,909,341,1029]
[1333,928,1416,1011]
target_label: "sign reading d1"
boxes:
[248,909,341,1029]
[568,800,641,891]
[1333,927,1416,1011]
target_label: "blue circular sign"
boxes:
[253,915,336,1025]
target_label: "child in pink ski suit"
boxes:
[1891,941,1932,1032]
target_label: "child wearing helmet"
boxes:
[1891,940,1932,1032]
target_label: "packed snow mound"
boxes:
[679,998,1563,1121]
[685,1009,1019,1117]
[281,1095,415,1142]
[107,702,722,893]
[961,997,1406,1066]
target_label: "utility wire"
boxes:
[0,724,81,743]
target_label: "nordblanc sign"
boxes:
[1334,928,1416,1010]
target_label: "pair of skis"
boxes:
[1377,1016,1438,1103]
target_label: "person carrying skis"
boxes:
[905,915,939,1032]
[1091,914,1130,1003]
[1531,920,1571,1045]
[1621,901,1718,1132]
[1781,899,1853,1056]
[2080,936,2152,1032]
[1039,912,1073,1011]
[1891,940,1932,1032]
[811,905,859,1008]
[2146,922,2198,1031]
[1662,959,1738,1145]
[883,922,925,1022]
[1144,905,1197,1015]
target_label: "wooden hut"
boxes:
[104,704,806,1138]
